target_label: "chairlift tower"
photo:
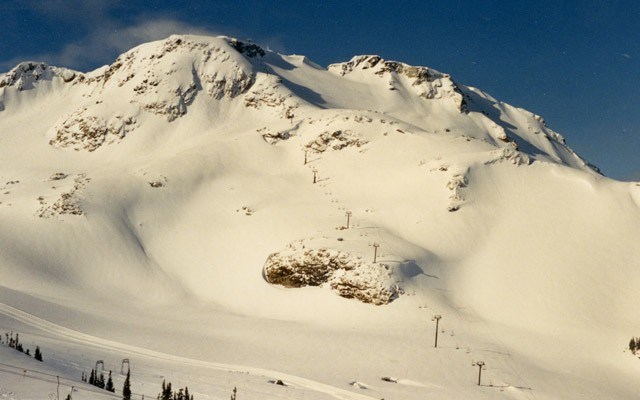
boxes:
[121,359,130,375]
[432,315,442,348]
[345,211,352,229]
[372,243,380,263]
[472,361,485,386]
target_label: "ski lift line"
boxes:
[0,361,255,400]
[417,264,535,396]
[441,293,538,400]
[432,290,537,394]
[373,223,524,390]
[371,224,406,265]
[0,302,377,400]
[0,361,107,392]
[144,365,325,397]
[0,303,373,400]
[0,364,118,399]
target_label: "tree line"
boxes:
[1,332,248,400]
[2,331,43,361]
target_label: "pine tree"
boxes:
[89,369,95,385]
[158,379,173,400]
[230,386,237,400]
[106,370,115,392]
[122,369,132,400]
[34,346,43,361]
[99,372,105,389]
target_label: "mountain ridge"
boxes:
[0,34,597,174]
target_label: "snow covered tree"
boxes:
[122,369,132,400]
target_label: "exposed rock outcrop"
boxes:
[264,247,401,305]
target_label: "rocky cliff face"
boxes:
[329,55,467,112]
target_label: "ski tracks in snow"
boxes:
[0,302,377,400]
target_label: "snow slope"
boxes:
[0,34,639,399]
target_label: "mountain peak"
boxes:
[0,61,78,90]
[329,54,447,80]
[328,55,466,112]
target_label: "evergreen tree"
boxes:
[230,386,237,400]
[34,346,43,361]
[89,369,95,385]
[158,380,172,400]
[99,372,106,389]
[122,369,132,400]
[106,370,115,392]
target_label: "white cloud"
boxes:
[0,18,219,71]
[0,2,287,72]
[55,18,219,69]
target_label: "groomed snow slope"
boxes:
[0,35,639,399]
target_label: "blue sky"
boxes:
[1,0,638,180]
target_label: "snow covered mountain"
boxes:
[1,35,639,400]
